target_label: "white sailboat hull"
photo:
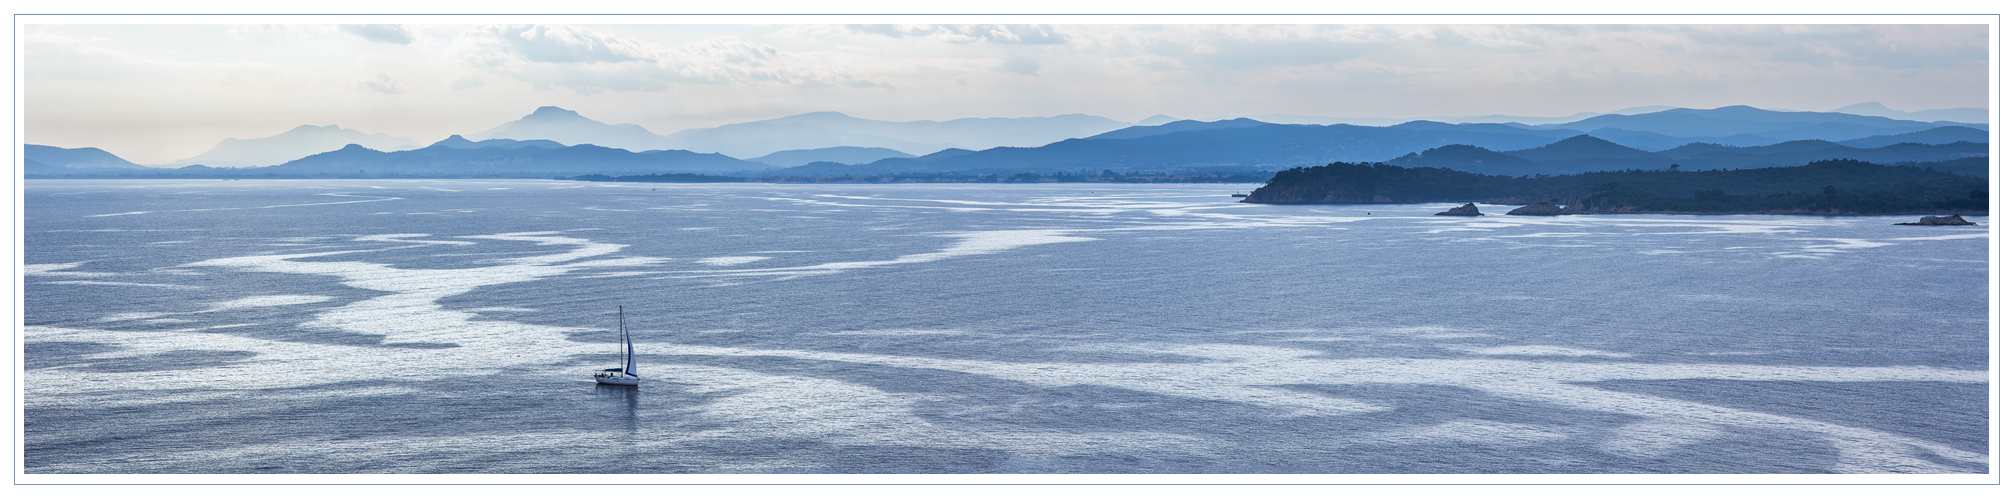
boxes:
[595,375,639,386]
[596,368,638,386]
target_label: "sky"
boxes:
[21,20,1993,164]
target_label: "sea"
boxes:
[19,179,1991,475]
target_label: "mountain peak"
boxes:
[1503,134,1663,163]
[771,111,857,123]
[1831,102,1895,114]
[527,106,585,120]
[431,135,475,148]
[1555,134,1622,146]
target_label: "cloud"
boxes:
[227,24,335,42]
[847,24,1068,45]
[451,25,889,93]
[449,74,484,90]
[1674,25,1988,70]
[466,24,654,64]
[23,33,157,80]
[998,55,1040,75]
[355,72,404,94]
[341,24,414,45]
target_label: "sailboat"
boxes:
[593,305,639,386]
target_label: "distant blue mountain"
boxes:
[876,121,1586,175]
[1579,128,1791,151]
[1384,145,1533,176]
[1544,105,1982,143]
[1659,139,1846,158]
[430,134,566,150]
[32,104,1987,179]
[471,106,668,152]
[766,161,889,176]
[1388,135,1984,176]
[163,124,421,167]
[465,108,1133,159]
[1829,102,1987,124]
[1388,120,1547,134]
[461,107,1134,158]
[1836,126,1989,148]
[1388,135,1671,175]
[25,144,147,171]
[1663,141,1985,171]
[747,146,915,167]
[253,141,764,176]
[745,105,1986,177]
[663,111,1132,158]
[916,148,977,161]
[1085,118,1271,140]
[1503,135,1668,163]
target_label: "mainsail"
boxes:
[621,305,637,377]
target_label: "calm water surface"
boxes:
[21,179,1989,474]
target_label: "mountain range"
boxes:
[162,125,422,168]
[26,103,1988,179]
[468,107,667,153]
[1533,105,1984,149]
[472,106,1137,159]
[1827,102,1988,124]
[793,106,1983,177]
[250,135,760,177]
[1387,135,1985,177]
[747,146,915,167]
[24,144,145,175]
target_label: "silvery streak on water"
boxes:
[20,180,1987,474]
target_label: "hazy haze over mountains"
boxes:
[748,146,916,167]
[1235,105,1687,127]
[469,106,669,153]
[163,124,421,168]
[662,112,1135,158]
[463,106,1138,159]
[259,136,761,176]
[1537,105,1981,140]
[1828,102,1988,124]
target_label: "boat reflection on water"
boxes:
[594,382,639,436]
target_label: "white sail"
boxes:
[621,306,637,377]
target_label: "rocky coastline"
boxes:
[1434,203,1482,216]
[1505,203,1569,216]
[1895,215,1978,226]
[1238,161,1987,216]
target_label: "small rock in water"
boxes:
[1435,203,1483,216]
[1505,203,1568,216]
[1895,215,1978,226]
